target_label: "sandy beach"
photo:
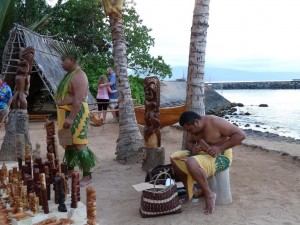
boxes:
[0,114,299,225]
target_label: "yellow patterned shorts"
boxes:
[170,149,232,199]
[57,102,90,145]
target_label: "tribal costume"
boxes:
[55,68,97,177]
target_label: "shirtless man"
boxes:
[170,111,246,214]
[55,54,97,187]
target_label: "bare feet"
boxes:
[203,192,216,215]
[80,176,92,187]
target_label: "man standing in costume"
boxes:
[54,46,97,187]
[171,111,246,214]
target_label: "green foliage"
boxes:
[128,75,144,104]
[0,0,172,94]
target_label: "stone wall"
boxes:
[160,81,231,114]
[208,80,300,90]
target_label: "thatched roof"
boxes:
[1,24,96,112]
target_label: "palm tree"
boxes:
[101,0,143,163]
[183,0,210,148]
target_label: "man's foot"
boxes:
[80,176,92,187]
[203,192,216,215]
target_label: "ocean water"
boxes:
[216,89,300,140]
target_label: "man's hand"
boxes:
[63,117,73,129]
[191,144,201,155]
[206,146,222,158]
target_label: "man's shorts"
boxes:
[108,99,118,109]
[0,106,9,123]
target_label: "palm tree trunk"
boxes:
[105,4,143,163]
[183,0,210,149]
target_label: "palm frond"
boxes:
[28,13,53,31]
[0,0,15,34]
[50,39,79,59]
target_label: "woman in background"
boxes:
[96,75,117,122]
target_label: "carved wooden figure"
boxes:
[25,144,31,161]
[44,166,51,200]
[39,173,49,213]
[86,186,96,225]
[141,76,165,172]
[32,142,41,162]
[22,164,29,181]
[61,165,69,195]
[18,157,22,170]
[34,195,40,214]
[21,186,28,210]
[27,178,34,195]
[71,171,79,208]
[14,196,23,213]
[28,193,39,214]
[57,176,67,212]
[53,173,59,204]
[12,46,35,109]
[144,76,161,148]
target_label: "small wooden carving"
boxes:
[71,171,79,208]
[86,186,96,225]
[25,144,31,161]
[17,157,22,170]
[27,178,35,195]
[14,196,23,213]
[21,185,28,210]
[39,173,49,214]
[32,142,41,162]
[57,176,67,212]
[28,193,39,214]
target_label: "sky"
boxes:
[135,0,300,72]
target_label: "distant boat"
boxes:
[134,104,186,128]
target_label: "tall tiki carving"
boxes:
[144,76,161,148]
[12,46,35,109]
[141,76,165,172]
[0,46,34,160]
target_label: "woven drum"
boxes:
[139,172,182,218]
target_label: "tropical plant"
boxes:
[0,0,12,33]
[101,0,143,163]
[183,0,211,149]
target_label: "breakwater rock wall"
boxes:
[207,80,300,90]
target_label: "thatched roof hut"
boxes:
[1,24,96,113]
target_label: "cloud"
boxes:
[136,0,300,72]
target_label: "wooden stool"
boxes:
[208,168,232,205]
